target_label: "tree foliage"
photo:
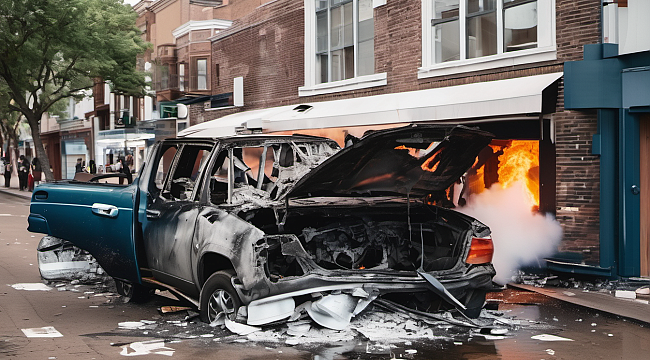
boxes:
[0,0,149,181]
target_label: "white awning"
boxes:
[179,72,562,138]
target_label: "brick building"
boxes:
[178,0,649,278]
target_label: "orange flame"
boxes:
[465,140,539,209]
[497,140,539,206]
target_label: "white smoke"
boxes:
[459,182,563,284]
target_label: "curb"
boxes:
[0,188,32,200]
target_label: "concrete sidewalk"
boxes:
[509,282,650,325]
[0,173,33,200]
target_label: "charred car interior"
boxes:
[28,124,498,331]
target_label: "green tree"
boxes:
[0,0,149,181]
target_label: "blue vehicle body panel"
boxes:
[28,182,140,282]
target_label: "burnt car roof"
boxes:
[286,124,493,199]
[163,133,339,147]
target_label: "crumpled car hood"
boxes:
[285,124,493,199]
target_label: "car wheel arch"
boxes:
[199,251,236,287]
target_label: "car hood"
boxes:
[285,124,493,199]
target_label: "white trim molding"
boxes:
[299,73,387,97]
[172,19,233,39]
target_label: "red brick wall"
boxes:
[199,0,603,263]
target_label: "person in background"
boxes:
[1,157,10,187]
[119,158,132,184]
[125,154,134,173]
[18,155,30,191]
[88,159,97,174]
[32,157,42,187]
[75,158,83,173]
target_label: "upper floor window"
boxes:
[196,59,207,91]
[301,0,386,97]
[316,0,374,83]
[421,0,555,78]
[179,63,185,92]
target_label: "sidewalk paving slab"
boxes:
[509,282,650,325]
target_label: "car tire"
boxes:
[462,289,487,318]
[114,279,152,303]
[199,270,240,324]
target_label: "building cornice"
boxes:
[172,19,233,38]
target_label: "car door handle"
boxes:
[146,209,161,220]
[91,203,119,218]
[34,191,48,200]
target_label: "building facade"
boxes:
[175,0,647,277]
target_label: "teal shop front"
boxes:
[564,43,650,278]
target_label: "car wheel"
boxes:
[114,278,152,303]
[199,270,240,324]
[462,289,487,318]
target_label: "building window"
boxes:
[179,63,185,92]
[300,0,386,96]
[196,59,207,90]
[315,0,374,84]
[421,0,554,78]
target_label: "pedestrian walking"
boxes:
[32,157,42,187]
[117,158,132,184]
[88,159,97,174]
[1,157,10,187]
[75,158,83,173]
[18,155,30,191]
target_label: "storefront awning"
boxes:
[179,72,562,138]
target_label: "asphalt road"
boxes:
[2,191,650,359]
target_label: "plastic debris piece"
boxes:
[21,326,63,338]
[490,328,508,335]
[120,340,175,357]
[546,349,555,356]
[225,317,261,335]
[615,290,636,299]
[247,297,295,325]
[531,334,574,342]
[11,283,52,291]
[636,287,650,295]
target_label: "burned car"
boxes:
[28,124,496,329]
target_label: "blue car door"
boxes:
[29,178,140,283]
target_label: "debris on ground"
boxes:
[512,271,650,302]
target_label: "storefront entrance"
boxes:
[640,114,650,277]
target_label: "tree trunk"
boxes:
[25,113,54,182]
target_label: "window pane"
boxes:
[316,0,328,11]
[331,49,343,81]
[317,11,328,52]
[433,0,459,20]
[179,63,185,92]
[331,47,354,81]
[317,54,328,84]
[330,2,353,49]
[358,38,374,76]
[197,59,207,90]
[343,2,353,47]
[504,1,537,52]
[467,0,496,14]
[434,20,460,63]
[467,12,497,58]
[358,0,374,76]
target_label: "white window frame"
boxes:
[419,0,556,79]
[300,0,387,97]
